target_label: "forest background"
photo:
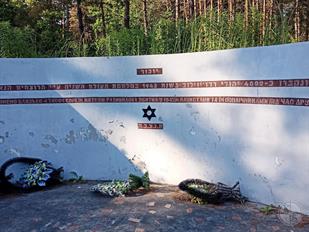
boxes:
[0,0,309,57]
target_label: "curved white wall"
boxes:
[0,42,309,214]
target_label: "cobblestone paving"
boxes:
[0,183,308,232]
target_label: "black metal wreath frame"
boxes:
[0,157,63,191]
[178,179,247,204]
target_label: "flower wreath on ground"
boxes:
[91,172,150,197]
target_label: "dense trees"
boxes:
[0,0,308,57]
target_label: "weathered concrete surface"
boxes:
[0,183,308,232]
[1,42,309,214]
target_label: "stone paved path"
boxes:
[0,183,308,232]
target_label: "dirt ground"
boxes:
[0,182,308,232]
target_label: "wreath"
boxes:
[91,172,150,197]
[178,179,247,204]
[0,157,63,191]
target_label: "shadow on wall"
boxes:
[0,102,144,180]
[0,44,308,213]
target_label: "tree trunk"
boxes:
[76,0,84,38]
[252,0,259,10]
[218,0,222,22]
[184,0,189,22]
[124,0,130,29]
[244,0,249,29]
[189,0,195,18]
[210,0,213,20]
[198,0,202,16]
[262,0,266,42]
[143,0,149,35]
[99,0,107,37]
[175,0,179,22]
[269,0,274,27]
[228,0,234,22]
[306,0,309,40]
[203,0,207,16]
[294,0,301,41]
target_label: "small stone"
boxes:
[44,222,52,228]
[147,202,156,207]
[156,193,165,198]
[101,208,113,215]
[66,225,80,232]
[59,225,67,230]
[194,217,204,224]
[232,215,242,221]
[186,208,193,214]
[128,218,141,223]
[32,218,42,223]
[165,204,172,209]
[114,197,125,205]
[271,225,280,231]
[149,210,156,214]
[249,227,257,232]
[135,228,144,232]
[167,215,174,219]
[52,222,61,228]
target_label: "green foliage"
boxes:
[129,171,150,190]
[68,171,84,183]
[95,28,146,56]
[0,1,302,58]
[91,180,130,197]
[191,196,208,205]
[0,21,36,57]
[91,172,150,197]
[188,183,210,194]
[141,171,150,190]
[260,205,277,215]
[19,161,54,188]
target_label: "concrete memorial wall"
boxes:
[0,42,308,213]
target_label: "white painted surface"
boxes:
[0,42,309,214]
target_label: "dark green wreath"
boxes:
[91,172,150,197]
[0,157,63,191]
[178,179,247,204]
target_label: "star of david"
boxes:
[142,105,156,121]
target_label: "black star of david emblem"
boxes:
[142,105,156,121]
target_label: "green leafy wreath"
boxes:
[91,172,150,197]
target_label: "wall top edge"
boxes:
[0,42,308,61]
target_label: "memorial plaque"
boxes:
[0,96,308,107]
[0,78,308,91]
[137,68,163,75]
[138,123,164,130]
